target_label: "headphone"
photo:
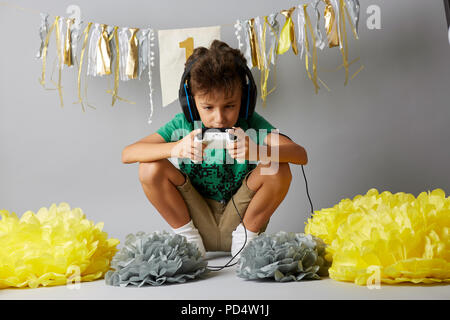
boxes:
[178,56,257,123]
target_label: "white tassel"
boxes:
[242,19,254,69]
[266,13,279,65]
[313,0,327,50]
[297,5,306,60]
[86,23,100,76]
[147,28,156,124]
[118,27,130,81]
[138,28,150,80]
[36,13,49,59]
[234,20,244,50]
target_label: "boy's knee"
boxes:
[252,162,292,193]
[279,162,292,182]
[275,163,292,188]
[259,162,292,183]
[138,160,167,184]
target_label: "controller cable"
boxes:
[207,164,314,271]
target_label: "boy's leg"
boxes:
[139,159,220,252]
[240,162,292,232]
[138,159,190,228]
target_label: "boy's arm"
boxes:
[122,133,179,164]
[261,133,308,165]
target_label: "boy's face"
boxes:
[194,85,242,128]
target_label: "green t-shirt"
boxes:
[156,112,276,202]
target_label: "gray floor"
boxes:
[1,253,449,300]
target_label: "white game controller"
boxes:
[192,128,238,163]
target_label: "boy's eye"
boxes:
[203,105,234,110]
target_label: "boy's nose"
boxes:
[214,111,226,125]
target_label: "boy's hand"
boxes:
[225,127,259,162]
[172,129,207,162]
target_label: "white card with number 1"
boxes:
[158,26,221,107]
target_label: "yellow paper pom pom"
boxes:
[0,203,120,289]
[305,188,450,285]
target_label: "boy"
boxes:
[122,40,308,257]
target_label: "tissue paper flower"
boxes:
[0,203,120,289]
[236,231,330,282]
[105,231,208,287]
[305,188,450,285]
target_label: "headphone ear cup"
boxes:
[179,82,200,123]
[179,59,202,123]
[240,83,249,119]
[188,92,200,121]
[179,84,189,122]
[240,79,256,120]
[248,77,257,118]
[236,57,257,120]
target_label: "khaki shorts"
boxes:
[175,169,269,252]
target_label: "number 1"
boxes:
[179,37,194,61]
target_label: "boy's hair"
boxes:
[185,40,248,99]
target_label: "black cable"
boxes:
[207,164,314,270]
[207,195,246,271]
[206,129,313,270]
[301,165,314,217]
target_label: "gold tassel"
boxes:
[339,0,364,84]
[338,0,350,85]
[110,26,120,106]
[53,17,64,107]
[260,19,268,105]
[323,0,364,84]
[260,16,278,106]
[277,7,298,55]
[63,18,74,67]
[324,0,340,48]
[126,28,139,79]
[303,5,321,94]
[248,19,261,70]
[106,27,136,106]
[96,24,112,75]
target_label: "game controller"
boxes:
[194,128,237,147]
[192,128,238,163]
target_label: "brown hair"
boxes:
[185,40,247,98]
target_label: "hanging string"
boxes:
[316,0,364,84]
[50,16,64,107]
[3,0,363,117]
[105,27,136,106]
[303,5,320,93]
[38,16,57,89]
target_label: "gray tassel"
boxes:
[237,231,330,282]
[105,231,208,287]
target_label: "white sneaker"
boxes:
[231,223,259,258]
[172,220,206,257]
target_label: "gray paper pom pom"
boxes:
[236,231,330,282]
[105,231,208,287]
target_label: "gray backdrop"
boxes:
[1,0,449,244]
